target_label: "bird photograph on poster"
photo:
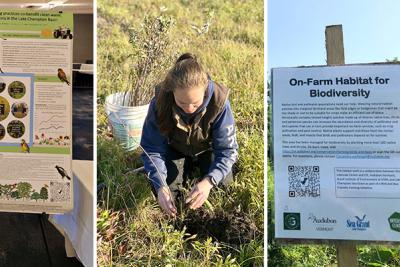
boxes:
[58,68,71,86]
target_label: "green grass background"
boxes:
[97,0,264,266]
[97,0,400,266]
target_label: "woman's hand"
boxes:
[186,177,214,209]
[157,186,177,217]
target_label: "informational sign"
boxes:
[272,65,400,241]
[0,10,73,213]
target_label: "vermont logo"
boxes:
[388,212,400,232]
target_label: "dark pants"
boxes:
[151,146,233,199]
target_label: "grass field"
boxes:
[97,0,264,265]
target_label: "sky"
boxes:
[268,0,400,69]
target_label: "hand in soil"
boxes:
[157,186,177,217]
[185,177,213,209]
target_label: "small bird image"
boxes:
[57,68,70,85]
[20,139,30,153]
[55,165,71,180]
[0,67,4,73]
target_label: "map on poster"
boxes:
[0,10,73,214]
[272,64,400,241]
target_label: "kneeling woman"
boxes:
[140,53,238,216]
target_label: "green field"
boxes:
[97,0,264,265]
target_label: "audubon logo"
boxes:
[388,212,400,232]
[308,213,337,224]
[284,212,301,230]
[308,213,336,231]
[346,215,370,231]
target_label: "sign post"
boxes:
[326,24,358,267]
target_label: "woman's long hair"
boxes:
[156,53,208,136]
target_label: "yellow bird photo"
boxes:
[20,139,30,153]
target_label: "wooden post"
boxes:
[325,25,345,65]
[336,242,358,267]
[325,24,358,267]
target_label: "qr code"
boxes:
[50,181,71,202]
[288,166,320,197]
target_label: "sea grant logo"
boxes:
[388,212,400,232]
[284,212,301,230]
[347,215,370,231]
[308,213,337,232]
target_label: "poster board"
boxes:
[0,10,73,213]
[272,64,400,241]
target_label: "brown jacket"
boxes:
[165,82,230,156]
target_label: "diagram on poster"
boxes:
[0,10,73,214]
[34,81,71,147]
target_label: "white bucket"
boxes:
[105,92,149,151]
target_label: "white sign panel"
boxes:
[273,65,400,241]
